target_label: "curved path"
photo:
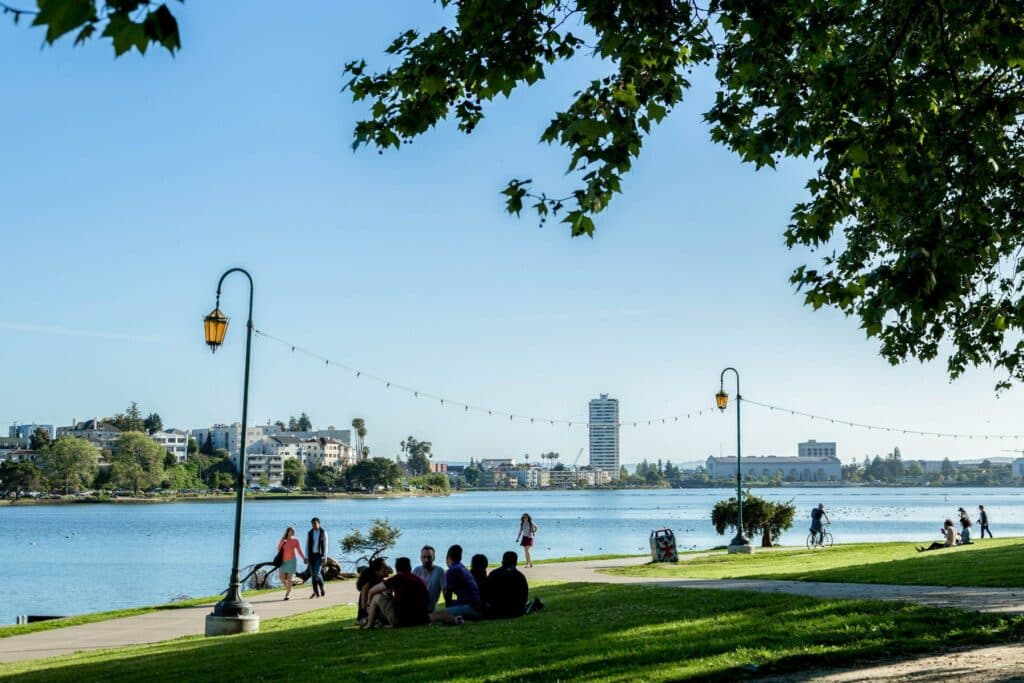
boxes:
[1,555,1022,668]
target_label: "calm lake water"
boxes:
[3,487,1023,624]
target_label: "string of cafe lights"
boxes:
[254,328,716,429]
[743,398,1024,441]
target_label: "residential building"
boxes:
[56,419,121,451]
[1013,458,1024,479]
[0,436,23,459]
[478,468,517,488]
[429,462,448,474]
[8,423,55,447]
[548,467,612,488]
[705,455,842,482]
[192,423,355,465]
[150,429,190,463]
[479,458,516,470]
[798,440,837,458]
[0,449,40,464]
[588,394,620,475]
[512,467,549,488]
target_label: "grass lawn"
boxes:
[608,538,1024,587]
[0,554,641,639]
[2,583,1022,682]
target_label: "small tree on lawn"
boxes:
[711,491,796,547]
[340,518,401,567]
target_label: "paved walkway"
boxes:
[2,555,1023,666]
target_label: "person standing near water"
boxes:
[276,527,306,600]
[306,517,328,599]
[516,513,538,568]
[978,505,993,538]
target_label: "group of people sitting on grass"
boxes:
[355,544,540,629]
[917,505,993,552]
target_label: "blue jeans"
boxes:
[309,554,324,595]
[445,604,482,620]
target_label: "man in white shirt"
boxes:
[412,545,446,612]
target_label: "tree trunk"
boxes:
[761,528,773,547]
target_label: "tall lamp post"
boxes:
[716,367,751,553]
[202,267,260,636]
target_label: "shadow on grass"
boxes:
[2,584,1022,682]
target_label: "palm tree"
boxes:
[351,418,368,461]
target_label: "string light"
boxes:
[744,398,1024,441]
[253,328,713,430]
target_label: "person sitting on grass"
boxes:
[355,558,392,626]
[429,544,483,625]
[957,507,973,544]
[917,519,959,552]
[363,556,429,629]
[413,545,446,613]
[485,551,530,619]
[470,553,490,607]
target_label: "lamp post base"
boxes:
[205,613,260,636]
[728,532,752,555]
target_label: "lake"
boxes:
[3,487,1023,624]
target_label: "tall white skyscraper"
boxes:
[588,394,620,475]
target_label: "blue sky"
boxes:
[2,2,1022,465]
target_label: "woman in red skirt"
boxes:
[516,513,539,568]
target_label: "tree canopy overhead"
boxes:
[10,1,1024,387]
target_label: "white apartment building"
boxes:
[588,394,620,475]
[798,440,837,458]
[150,429,190,463]
[479,458,517,470]
[192,424,355,465]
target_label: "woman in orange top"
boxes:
[278,526,306,600]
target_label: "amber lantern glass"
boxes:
[715,390,729,411]
[203,307,229,352]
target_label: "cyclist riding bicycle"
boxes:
[810,503,831,545]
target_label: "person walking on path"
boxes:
[516,513,539,568]
[306,517,328,599]
[958,507,973,544]
[978,505,993,538]
[276,526,306,600]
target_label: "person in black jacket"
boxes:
[486,551,529,619]
[306,517,328,599]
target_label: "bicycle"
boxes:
[806,523,833,549]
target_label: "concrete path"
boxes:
[2,555,1023,666]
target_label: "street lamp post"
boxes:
[716,367,751,553]
[203,267,260,636]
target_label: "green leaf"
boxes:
[33,0,96,43]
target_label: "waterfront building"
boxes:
[8,423,55,447]
[705,454,842,482]
[56,419,120,451]
[150,429,189,463]
[512,466,550,488]
[588,394,620,475]
[1013,458,1024,479]
[798,440,837,458]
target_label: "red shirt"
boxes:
[384,572,429,626]
[277,537,305,562]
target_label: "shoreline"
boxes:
[3,482,1022,507]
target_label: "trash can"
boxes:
[649,528,678,563]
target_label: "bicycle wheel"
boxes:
[806,531,816,549]
[822,531,834,548]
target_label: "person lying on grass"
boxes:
[917,519,959,552]
[363,556,429,629]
